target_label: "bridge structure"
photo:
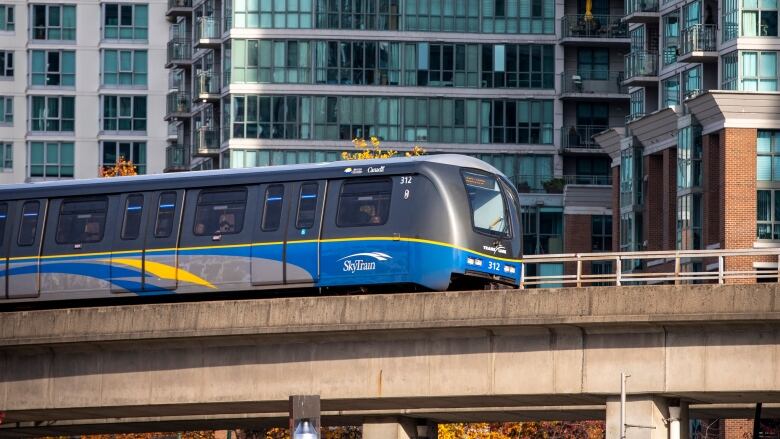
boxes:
[2,275,780,438]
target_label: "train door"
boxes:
[7,199,47,299]
[109,193,149,293]
[284,180,326,284]
[143,190,184,292]
[39,196,115,297]
[0,202,10,299]
[178,186,254,291]
[251,183,289,286]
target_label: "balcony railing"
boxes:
[560,71,627,95]
[680,24,717,55]
[167,38,192,65]
[561,15,628,39]
[166,91,191,117]
[624,51,658,80]
[625,113,645,124]
[563,174,613,185]
[561,125,609,150]
[509,175,564,194]
[625,0,659,15]
[166,0,192,14]
[520,248,780,288]
[197,71,220,97]
[197,17,220,40]
[196,127,220,154]
[165,144,190,172]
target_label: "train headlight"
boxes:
[509,266,516,274]
[467,257,475,265]
[474,258,483,267]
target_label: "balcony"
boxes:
[509,175,564,194]
[197,71,220,101]
[560,71,628,100]
[166,0,192,21]
[563,174,613,185]
[195,127,220,156]
[623,51,658,86]
[560,15,629,45]
[166,91,191,120]
[679,24,718,63]
[166,38,192,68]
[196,17,220,47]
[165,144,190,172]
[167,122,179,140]
[623,0,659,23]
[561,125,609,153]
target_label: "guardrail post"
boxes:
[615,257,622,286]
[718,256,724,284]
[576,258,582,288]
[520,263,526,289]
[674,253,681,285]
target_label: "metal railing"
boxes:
[509,174,555,194]
[561,125,609,149]
[197,71,220,96]
[165,144,190,172]
[197,16,219,40]
[166,91,191,116]
[625,0,659,15]
[520,248,780,288]
[563,174,612,185]
[560,71,627,95]
[680,24,717,55]
[167,0,192,9]
[625,113,645,124]
[167,38,192,65]
[560,14,628,39]
[195,127,220,154]
[624,51,658,79]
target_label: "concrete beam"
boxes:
[3,283,780,347]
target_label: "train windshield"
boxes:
[462,171,510,237]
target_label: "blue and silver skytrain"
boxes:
[0,155,522,305]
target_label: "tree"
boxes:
[100,156,138,177]
[438,421,605,439]
[341,137,425,161]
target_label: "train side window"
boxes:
[121,194,144,240]
[261,185,284,231]
[336,179,392,227]
[296,183,318,229]
[0,203,7,246]
[461,171,511,237]
[193,187,247,236]
[55,197,109,244]
[154,192,177,238]
[18,201,41,246]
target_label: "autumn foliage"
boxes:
[100,156,139,177]
[438,421,605,439]
[341,137,425,161]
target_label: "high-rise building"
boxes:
[0,0,170,182]
[163,0,628,274]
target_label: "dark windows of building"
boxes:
[577,48,609,80]
[31,4,76,40]
[741,0,778,36]
[591,214,613,251]
[481,44,554,88]
[28,141,73,179]
[30,96,74,132]
[102,141,147,174]
[522,205,563,254]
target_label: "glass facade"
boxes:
[28,141,74,179]
[103,49,148,87]
[31,50,75,87]
[0,5,13,31]
[103,3,148,40]
[31,4,76,41]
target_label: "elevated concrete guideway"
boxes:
[3,284,780,437]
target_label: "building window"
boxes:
[28,141,74,179]
[577,48,609,80]
[103,3,148,40]
[31,50,75,87]
[0,142,11,170]
[662,76,680,107]
[757,130,780,181]
[514,155,553,192]
[741,51,778,91]
[677,124,702,189]
[522,206,563,254]
[683,0,701,29]
[102,95,146,132]
[480,44,555,88]
[663,12,679,65]
[0,96,11,124]
[742,0,778,36]
[233,0,312,29]
[482,99,554,144]
[102,50,148,87]
[723,0,739,39]
[30,96,74,132]
[0,51,12,78]
[677,193,702,249]
[757,189,780,239]
[683,65,702,99]
[230,149,341,168]
[722,51,738,89]
[0,5,14,31]
[101,141,146,174]
[482,0,554,34]
[233,39,310,84]
[31,4,76,41]
[232,95,305,139]
[317,0,400,30]
[592,215,613,251]
[403,0,476,32]
[620,146,643,207]
[316,40,401,86]
[629,88,645,120]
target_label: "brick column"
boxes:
[662,148,677,250]
[612,165,620,252]
[564,214,592,277]
[645,154,664,250]
[702,132,721,248]
[720,128,759,282]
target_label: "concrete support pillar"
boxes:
[668,401,689,439]
[606,395,670,439]
[362,417,418,439]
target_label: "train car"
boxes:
[0,154,522,304]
